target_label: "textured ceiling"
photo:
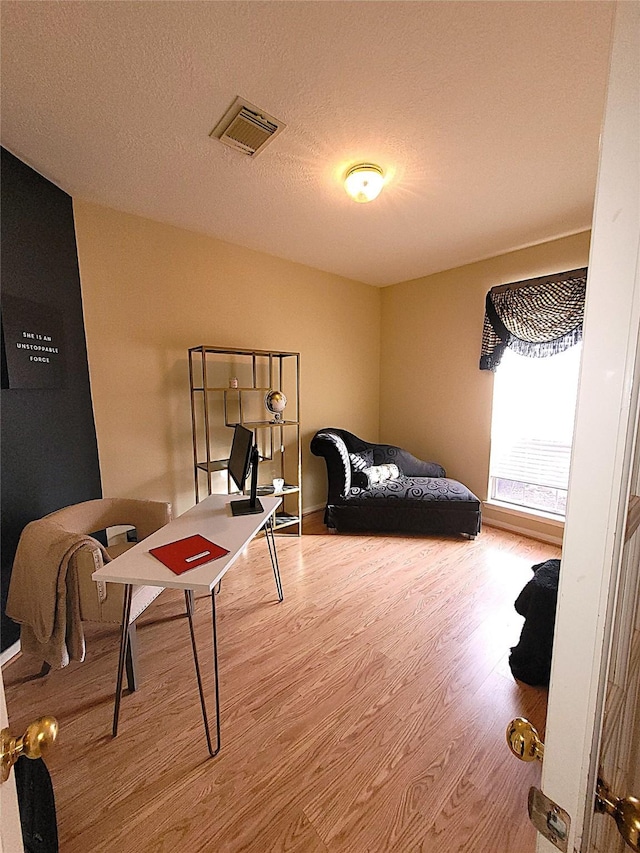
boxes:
[0,1,615,286]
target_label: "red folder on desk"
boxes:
[149,534,229,574]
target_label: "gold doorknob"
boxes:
[506,717,545,762]
[0,716,58,783]
[596,778,640,852]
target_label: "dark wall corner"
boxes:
[1,148,102,652]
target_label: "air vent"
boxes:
[210,97,286,157]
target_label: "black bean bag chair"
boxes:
[509,559,560,686]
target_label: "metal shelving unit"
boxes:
[188,345,301,535]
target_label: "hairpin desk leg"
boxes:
[184,589,219,757]
[112,583,133,737]
[265,516,284,602]
[124,623,139,693]
[211,589,221,753]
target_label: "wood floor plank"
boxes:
[4,514,559,852]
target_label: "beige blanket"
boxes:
[6,518,110,668]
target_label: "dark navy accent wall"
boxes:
[1,148,102,651]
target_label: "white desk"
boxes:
[92,493,283,756]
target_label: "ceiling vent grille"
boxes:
[210,97,285,157]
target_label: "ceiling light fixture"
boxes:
[344,163,385,203]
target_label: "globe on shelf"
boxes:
[265,390,287,422]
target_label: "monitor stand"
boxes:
[231,497,264,516]
[231,444,263,516]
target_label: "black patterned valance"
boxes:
[479,267,587,371]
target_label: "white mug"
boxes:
[273,478,285,493]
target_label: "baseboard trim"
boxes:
[0,641,21,668]
[303,503,325,516]
[483,517,563,547]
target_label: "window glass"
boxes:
[489,344,582,516]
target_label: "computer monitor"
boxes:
[228,424,263,516]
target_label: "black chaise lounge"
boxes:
[310,428,481,537]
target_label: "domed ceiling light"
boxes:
[344,163,385,203]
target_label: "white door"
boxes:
[535,2,640,852]
[589,443,640,853]
[0,670,25,853]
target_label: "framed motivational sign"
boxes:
[1,295,66,389]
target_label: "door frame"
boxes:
[0,668,25,853]
[537,2,640,851]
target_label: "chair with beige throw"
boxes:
[7,498,172,694]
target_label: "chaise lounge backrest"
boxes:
[310,428,446,504]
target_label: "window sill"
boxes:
[484,499,565,528]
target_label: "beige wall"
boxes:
[379,231,591,541]
[73,199,590,541]
[73,201,381,517]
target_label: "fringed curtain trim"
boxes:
[479,267,587,371]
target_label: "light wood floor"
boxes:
[4,515,559,853]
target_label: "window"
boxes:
[488,344,582,517]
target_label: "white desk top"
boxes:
[92,494,281,595]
